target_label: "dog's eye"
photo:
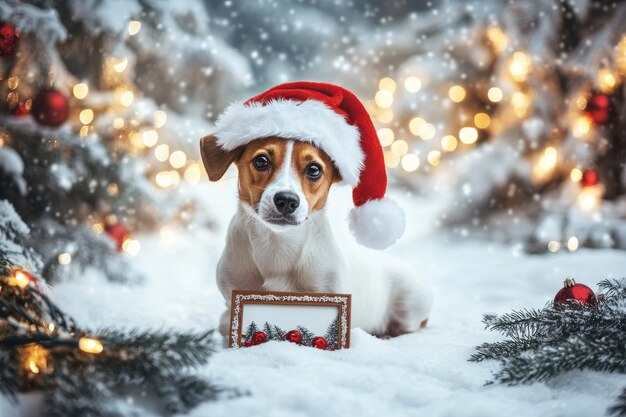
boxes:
[305,163,323,180]
[253,155,270,170]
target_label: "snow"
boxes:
[3,180,624,417]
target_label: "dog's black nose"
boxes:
[274,192,300,215]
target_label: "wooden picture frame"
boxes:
[229,291,351,350]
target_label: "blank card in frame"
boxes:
[229,291,351,350]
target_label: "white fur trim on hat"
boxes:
[213,99,364,186]
[348,198,405,250]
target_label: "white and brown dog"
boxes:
[200,82,432,338]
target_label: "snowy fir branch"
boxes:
[610,388,626,417]
[0,256,225,416]
[471,278,626,416]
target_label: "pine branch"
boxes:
[609,387,626,417]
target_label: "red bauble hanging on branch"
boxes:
[104,218,129,252]
[580,169,599,188]
[553,277,597,306]
[285,330,302,344]
[0,22,19,57]
[584,93,611,124]
[31,88,69,127]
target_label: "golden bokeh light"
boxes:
[401,153,420,172]
[73,83,89,100]
[459,127,478,144]
[377,128,395,147]
[404,76,422,92]
[391,139,409,156]
[474,113,491,129]
[441,135,458,152]
[448,85,466,103]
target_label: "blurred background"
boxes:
[1,1,626,416]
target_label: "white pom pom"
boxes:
[348,198,405,249]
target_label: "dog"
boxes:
[200,134,433,338]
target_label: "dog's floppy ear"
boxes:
[200,134,241,181]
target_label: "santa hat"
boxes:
[213,81,405,250]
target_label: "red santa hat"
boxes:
[213,81,405,250]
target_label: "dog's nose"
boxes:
[274,192,300,215]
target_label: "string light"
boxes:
[598,68,617,93]
[128,20,141,36]
[119,90,134,107]
[548,240,561,252]
[576,96,587,110]
[377,128,394,146]
[486,26,508,53]
[378,77,396,92]
[401,153,420,172]
[404,76,421,92]
[441,135,458,152]
[409,117,426,136]
[570,168,583,182]
[511,91,531,118]
[58,253,72,265]
[391,140,408,156]
[24,345,48,374]
[533,146,558,180]
[112,117,125,129]
[459,127,478,144]
[112,57,128,73]
[474,113,491,129]
[567,236,579,252]
[376,109,394,123]
[374,90,393,108]
[7,76,19,90]
[142,130,159,147]
[383,150,400,168]
[73,83,89,100]
[169,150,187,168]
[572,115,592,138]
[78,337,104,354]
[427,150,441,166]
[153,110,167,128]
[577,186,602,212]
[10,269,31,288]
[79,126,91,138]
[509,51,532,82]
[154,144,170,161]
[418,123,436,140]
[184,162,202,184]
[448,85,466,103]
[122,238,141,256]
[155,171,180,188]
[106,182,119,196]
[79,109,94,125]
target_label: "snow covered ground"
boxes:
[5,179,626,417]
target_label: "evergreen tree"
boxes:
[243,321,259,343]
[323,316,340,350]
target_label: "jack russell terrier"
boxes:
[200,81,433,338]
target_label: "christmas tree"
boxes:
[359,0,626,253]
[0,1,246,414]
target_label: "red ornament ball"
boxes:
[553,278,596,306]
[253,331,267,344]
[285,330,302,344]
[0,22,19,56]
[584,93,611,124]
[31,88,69,127]
[11,102,30,117]
[580,169,599,188]
[312,336,328,350]
[244,340,255,347]
[104,221,129,251]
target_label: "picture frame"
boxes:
[229,291,351,350]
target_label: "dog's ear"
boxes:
[332,165,343,184]
[200,134,241,181]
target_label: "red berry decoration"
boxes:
[104,220,129,251]
[584,93,611,124]
[312,336,328,350]
[285,330,302,344]
[31,88,69,127]
[253,331,267,344]
[0,22,19,57]
[580,169,599,188]
[244,340,255,347]
[553,277,597,306]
